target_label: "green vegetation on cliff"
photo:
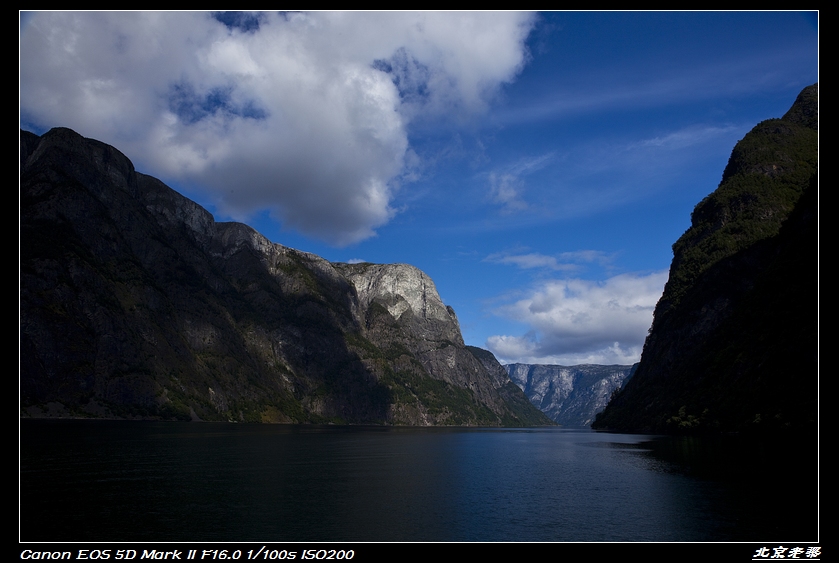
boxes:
[20,127,548,427]
[593,84,817,434]
[658,85,817,321]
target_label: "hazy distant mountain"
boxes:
[20,127,547,426]
[504,363,636,427]
[593,84,817,434]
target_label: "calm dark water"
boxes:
[19,420,817,542]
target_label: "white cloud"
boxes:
[487,172,528,213]
[485,249,613,272]
[557,250,614,266]
[485,152,554,214]
[625,124,740,151]
[20,11,536,246]
[486,271,668,365]
[485,252,574,271]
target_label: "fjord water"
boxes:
[20,420,816,542]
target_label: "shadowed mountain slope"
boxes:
[20,127,545,426]
[593,84,818,434]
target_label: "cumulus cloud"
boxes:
[20,11,536,246]
[486,271,668,365]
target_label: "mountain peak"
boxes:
[593,84,818,434]
[782,82,818,130]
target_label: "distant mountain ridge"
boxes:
[20,126,550,426]
[504,363,636,427]
[593,84,818,434]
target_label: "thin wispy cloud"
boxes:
[485,249,613,271]
[496,41,817,128]
[478,121,751,227]
[486,152,554,213]
[625,124,742,151]
[557,250,614,266]
[484,249,615,273]
[488,172,529,213]
[486,252,574,271]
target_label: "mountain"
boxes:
[20,127,548,426]
[466,348,555,426]
[592,84,818,434]
[504,363,636,427]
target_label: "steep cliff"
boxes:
[466,347,555,426]
[593,84,818,434]
[505,363,636,427]
[20,127,545,426]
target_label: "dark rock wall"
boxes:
[21,127,544,426]
[593,84,818,434]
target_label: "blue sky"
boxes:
[20,11,818,365]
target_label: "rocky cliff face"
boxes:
[504,364,636,427]
[593,84,818,434]
[466,348,555,427]
[20,127,545,426]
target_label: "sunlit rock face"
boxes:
[337,262,462,340]
[505,364,636,427]
[335,263,553,425]
[20,126,549,427]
